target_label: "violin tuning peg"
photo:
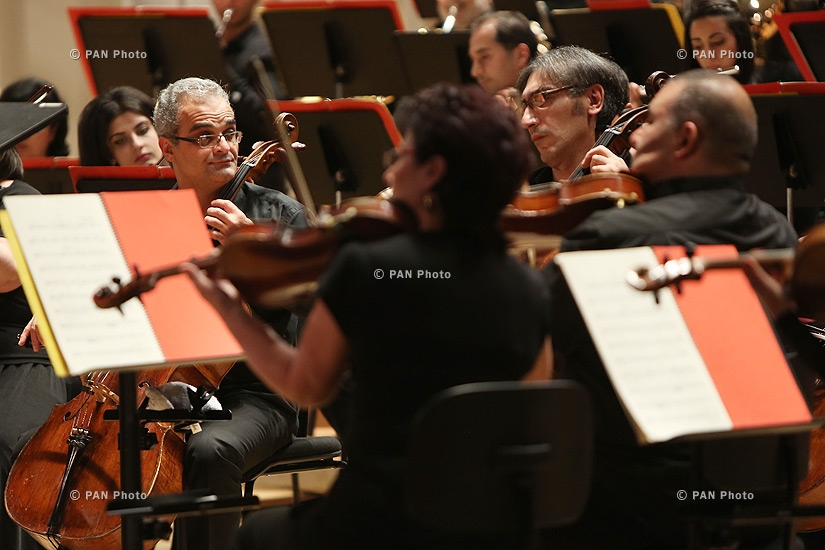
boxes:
[685,242,696,259]
[674,281,682,295]
[653,289,660,305]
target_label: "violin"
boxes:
[625,227,825,323]
[93,196,417,311]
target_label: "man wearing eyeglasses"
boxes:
[517,45,630,183]
[155,77,306,550]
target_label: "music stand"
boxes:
[393,30,476,92]
[774,11,825,83]
[258,1,411,99]
[742,83,825,231]
[68,7,229,97]
[21,157,78,195]
[0,102,68,153]
[547,4,690,84]
[69,166,177,194]
[269,99,400,205]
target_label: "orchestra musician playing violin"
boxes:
[542,70,800,549]
[517,46,631,184]
[153,77,306,550]
[184,82,552,550]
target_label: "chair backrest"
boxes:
[405,380,593,534]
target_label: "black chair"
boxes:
[241,409,345,505]
[405,380,594,550]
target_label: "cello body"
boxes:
[5,369,185,549]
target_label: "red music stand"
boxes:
[774,10,825,83]
[258,1,409,99]
[69,165,177,194]
[269,98,400,205]
[68,7,229,97]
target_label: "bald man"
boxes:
[543,70,799,548]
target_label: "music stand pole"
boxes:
[118,371,143,550]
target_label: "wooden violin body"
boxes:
[500,173,645,236]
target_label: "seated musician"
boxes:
[153,77,306,550]
[183,83,552,550]
[542,70,800,549]
[469,11,539,105]
[516,46,631,184]
[77,86,164,167]
[0,148,74,550]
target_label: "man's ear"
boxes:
[584,84,605,116]
[159,136,176,163]
[674,121,700,159]
[514,43,531,70]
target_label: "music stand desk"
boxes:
[547,4,689,84]
[0,102,68,154]
[774,11,825,83]
[270,98,400,205]
[22,157,79,195]
[68,7,229,97]
[259,1,410,99]
[393,30,474,93]
[742,83,825,215]
[69,165,177,194]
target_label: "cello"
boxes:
[4,126,298,549]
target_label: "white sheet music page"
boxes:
[555,247,732,444]
[4,194,164,374]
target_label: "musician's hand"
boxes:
[582,145,630,174]
[181,263,246,318]
[494,87,519,110]
[628,82,645,108]
[206,199,253,245]
[742,257,795,320]
[19,316,45,352]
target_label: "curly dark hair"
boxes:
[393,83,532,239]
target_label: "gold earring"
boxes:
[422,194,433,210]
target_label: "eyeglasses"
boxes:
[172,130,243,148]
[513,85,575,113]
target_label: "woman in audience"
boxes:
[0,78,70,158]
[78,86,163,166]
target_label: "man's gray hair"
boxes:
[154,78,231,138]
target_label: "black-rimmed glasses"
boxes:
[172,130,243,148]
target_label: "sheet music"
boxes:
[4,194,164,374]
[555,247,732,443]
